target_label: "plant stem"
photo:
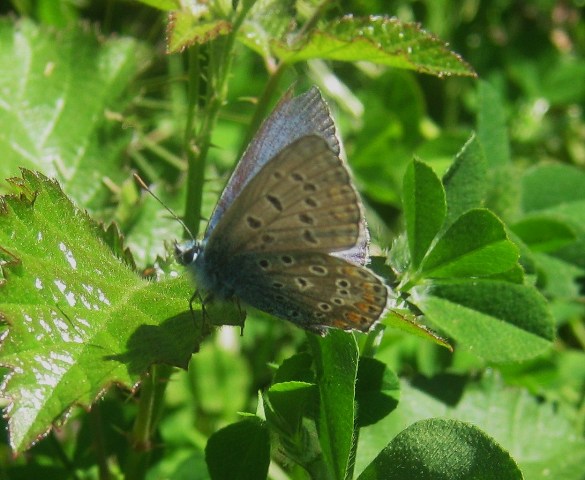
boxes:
[124,364,174,480]
[183,1,256,237]
[49,431,81,480]
[90,404,111,480]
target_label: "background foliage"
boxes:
[0,0,584,479]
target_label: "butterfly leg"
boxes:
[234,297,246,336]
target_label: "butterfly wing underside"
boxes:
[230,252,388,334]
[200,135,388,333]
[206,135,362,256]
[207,87,339,236]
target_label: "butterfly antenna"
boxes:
[133,173,196,242]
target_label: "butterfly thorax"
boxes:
[175,240,236,300]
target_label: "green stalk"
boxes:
[89,404,111,480]
[183,1,257,237]
[124,364,174,480]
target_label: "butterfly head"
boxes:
[174,240,202,266]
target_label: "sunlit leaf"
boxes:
[0,170,196,452]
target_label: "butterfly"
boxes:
[175,87,388,335]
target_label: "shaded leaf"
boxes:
[521,164,585,214]
[205,417,270,480]
[357,373,585,479]
[511,217,576,253]
[355,357,400,427]
[266,381,316,436]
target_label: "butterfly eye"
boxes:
[175,241,200,265]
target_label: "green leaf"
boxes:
[420,209,519,279]
[477,81,511,167]
[137,0,179,11]
[272,16,476,77]
[532,252,585,301]
[475,81,520,220]
[238,0,294,60]
[511,217,576,253]
[358,418,521,480]
[308,330,359,480]
[521,164,585,214]
[0,19,147,211]
[403,160,446,269]
[382,308,453,351]
[358,374,585,480]
[411,280,554,362]
[442,135,488,227]
[0,170,196,452]
[205,417,270,480]
[266,381,316,436]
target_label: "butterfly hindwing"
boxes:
[229,252,388,334]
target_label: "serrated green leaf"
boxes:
[420,209,519,279]
[411,279,554,362]
[205,417,270,480]
[308,330,359,480]
[443,135,488,227]
[403,160,446,269]
[0,170,196,453]
[167,11,232,53]
[358,418,521,480]
[273,16,476,77]
[0,19,148,211]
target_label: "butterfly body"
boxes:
[177,88,389,334]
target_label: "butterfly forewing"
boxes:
[207,87,340,235]
[207,135,363,257]
[229,252,388,334]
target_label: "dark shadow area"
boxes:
[411,373,468,406]
[103,311,200,374]
[356,357,400,427]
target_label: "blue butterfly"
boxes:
[176,87,388,335]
